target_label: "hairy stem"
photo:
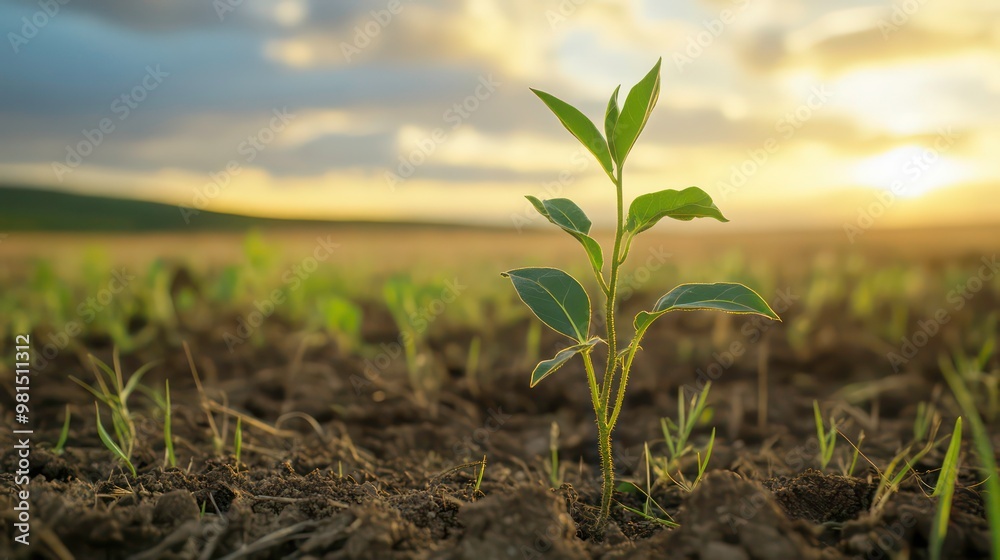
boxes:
[597,421,614,523]
[600,170,625,414]
[596,168,625,526]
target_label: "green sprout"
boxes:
[930,417,962,560]
[843,430,864,477]
[502,59,780,525]
[474,454,486,497]
[316,295,362,354]
[70,351,159,463]
[914,400,938,443]
[466,335,482,398]
[95,403,136,477]
[661,383,712,472]
[617,447,678,528]
[383,275,444,408]
[234,416,243,470]
[813,400,837,470]
[941,355,1000,559]
[546,421,562,488]
[53,404,71,455]
[871,427,939,515]
[164,379,176,469]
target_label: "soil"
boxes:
[1,286,997,559]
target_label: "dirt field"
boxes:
[1,225,998,559]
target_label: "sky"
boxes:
[1,0,999,231]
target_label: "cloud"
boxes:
[736,6,999,75]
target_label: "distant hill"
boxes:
[0,185,337,231]
[0,185,467,232]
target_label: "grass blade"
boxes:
[95,403,136,477]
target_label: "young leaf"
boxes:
[530,88,614,179]
[502,267,591,342]
[525,196,604,275]
[95,403,136,477]
[530,337,601,387]
[605,85,621,162]
[626,187,728,235]
[635,282,779,333]
[611,58,661,165]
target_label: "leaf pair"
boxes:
[531,58,661,176]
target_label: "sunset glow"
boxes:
[1,0,998,229]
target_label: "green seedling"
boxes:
[813,400,837,470]
[466,335,482,398]
[930,417,962,560]
[95,403,136,477]
[914,400,938,443]
[316,295,362,354]
[53,404,71,455]
[941,355,1000,559]
[661,383,712,471]
[234,416,243,470]
[383,275,444,408]
[547,421,562,488]
[616,470,678,528]
[950,337,998,422]
[70,351,159,461]
[524,320,541,367]
[872,421,940,514]
[503,59,779,524]
[474,454,487,497]
[164,380,176,468]
[660,428,715,493]
[843,430,864,477]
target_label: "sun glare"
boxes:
[851,145,971,199]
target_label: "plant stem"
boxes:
[600,170,625,413]
[597,420,614,523]
[595,168,626,526]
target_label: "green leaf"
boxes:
[626,187,728,235]
[95,403,136,477]
[121,360,161,402]
[605,85,621,163]
[525,196,604,275]
[611,58,661,165]
[530,88,614,179]
[635,282,780,333]
[530,337,601,387]
[502,267,591,342]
